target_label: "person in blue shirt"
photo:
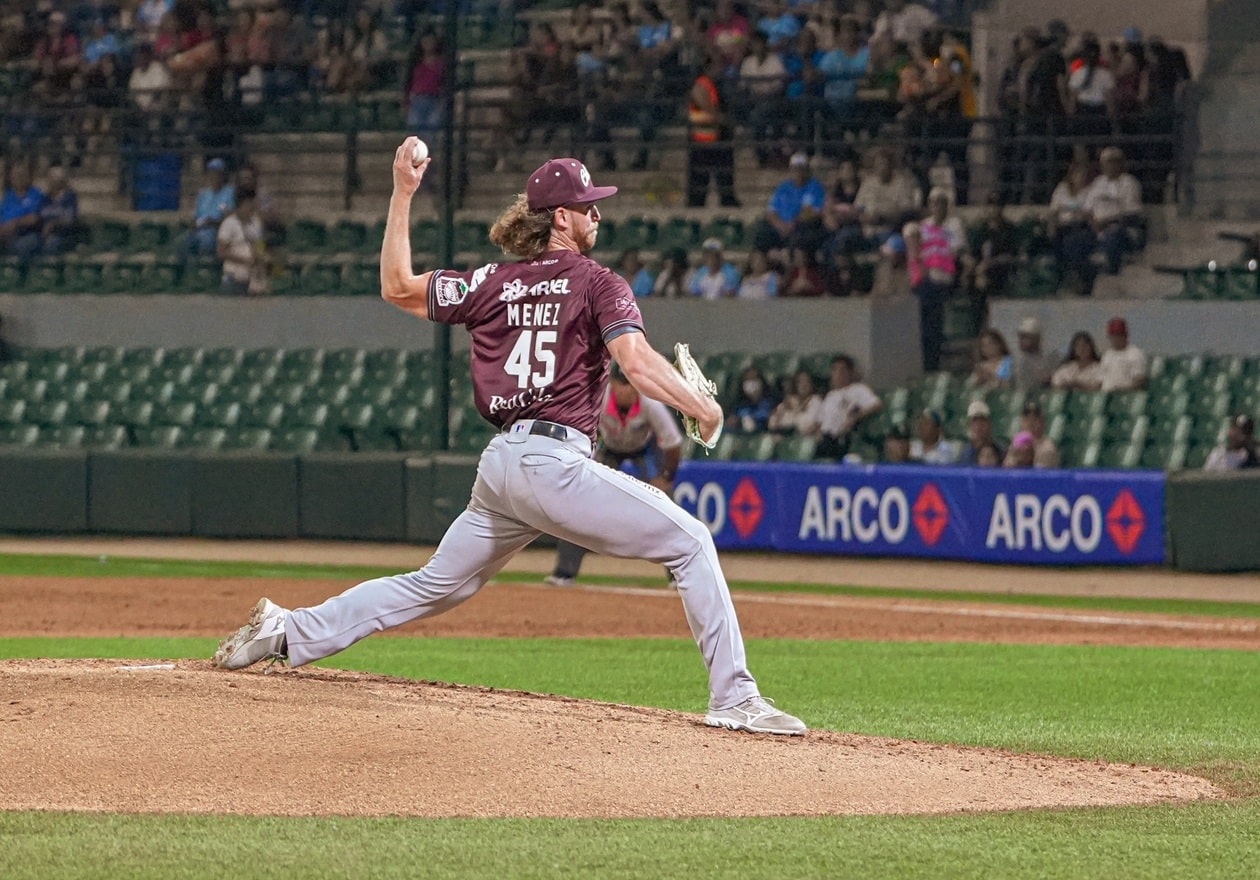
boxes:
[727,366,778,434]
[757,0,802,51]
[38,166,82,256]
[0,163,47,264]
[615,247,656,297]
[180,158,236,264]
[817,16,872,138]
[752,152,827,256]
[687,238,741,299]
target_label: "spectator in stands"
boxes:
[727,366,777,434]
[1112,27,1147,119]
[235,162,283,247]
[909,408,960,464]
[688,238,741,299]
[346,7,392,90]
[136,0,172,41]
[37,165,82,256]
[616,248,655,298]
[782,245,829,297]
[652,246,690,297]
[905,187,965,371]
[882,421,912,463]
[0,162,46,264]
[737,30,789,167]
[1049,161,1098,295]
[959,193,1018,329]
[975,442,1003,467]
[769,369,823,435]
[264,9,310,100]
[1099,316,1147,392]
[404,30,445,151]
[752,152,826,258]
[1004,432,1037,468]
[854,147,922,246]
[757,0,802,52]
[959,399,1007,465]
[1141,36,1192,202]
[180,157,235,264]
[1204,414,1259,471]
[1019,22,1072,203]
[970,328,1013,391]
[738,249,781,299]
[1012,317,1054,392]
[706,0,750,74]
[1051,330,1104,392]
[497,23,576,170]
[1005,400,1060,468]
[216,187,267,296]
[816,354,883,459]
[781,26,826,147]
[687,53,741,208]
[817,15,870,134]
[1085,146,1145,277]
[870,0,937,65]
[821,154,864,262]
[31,11,81,103]
[128,42,173,111]
[1067,34,1115,136]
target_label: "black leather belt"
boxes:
[527,420,568,441]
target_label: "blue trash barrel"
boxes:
[133,153,182,211]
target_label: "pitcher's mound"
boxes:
[0,659,1222,818]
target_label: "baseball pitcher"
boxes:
[212,141,805,735]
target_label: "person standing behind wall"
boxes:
[687,53,741,208]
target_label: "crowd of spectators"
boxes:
[1,159,83,263]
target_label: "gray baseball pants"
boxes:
[285,419,760,710]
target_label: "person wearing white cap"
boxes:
[1084,147,1144,275]
[1013,316,1054,391]
[751,151,826,256]
[959,398,1007,465]
[687,238,741,299]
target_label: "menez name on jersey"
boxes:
[507,301,562,328]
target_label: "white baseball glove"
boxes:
[673,342,723,451]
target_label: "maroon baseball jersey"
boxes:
[427,250,645,441]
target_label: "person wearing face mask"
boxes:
[815,354,883,459]
[727,366,777,434]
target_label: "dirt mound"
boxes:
[0,660,1223,818]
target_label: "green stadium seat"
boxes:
[141,377,179,405]
[615,217,657,250]
[411,219,440,254]
[132,425,184,448]
[287,221,327,253]
[26,399,69,427]
[0,424,39,446]
[751,352,800,384]
[775,434,817,461]
[659,216,700,249]
[299,262,343,296]
[37,424,81,449]
[326,220,367,253]
[0,399,26,425]
[83,424,128,450]
[128,220,173,255]
[240,402,286,430]
[269,426,318,452]
[181,261,219,293]
[198,401,241,428]
[153,400,196,428]
[24,260,65,293]
[0,258,25,291]
[223,427,272,451]
[113,400,154,429]
[62,259,104,291]
[90,219,130,251]
[700,216,745,250]
[342,260,380,297]
[286,402,329,429]
[28,360,70,384]
[99,261,147,294]
[1076,439,1103,468]
[730,434,777,461]
[453,220,490,254]
[73,399,113,427]
[184,426,227,450]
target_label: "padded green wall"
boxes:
[1167,470,1260,571]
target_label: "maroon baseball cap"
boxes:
[526,158,618,210]
[1107,317,1128,336]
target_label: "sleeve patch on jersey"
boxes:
[435,275,469,307]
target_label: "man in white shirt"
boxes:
[871,0,938,61]
[127,43,172,111]
[546,370,684,587]
[738,30,789,167]
[1084,146,1145,275]
[909,408,961,464]
[1204,415,1260,471]
[1099,316,1147,392]
[816,355,883,459]
[216,188,267,295]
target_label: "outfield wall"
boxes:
[4,448,1253,570]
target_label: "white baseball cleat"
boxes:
[544,575,576,588]
[704,696,807,735]
[212,598,289,670]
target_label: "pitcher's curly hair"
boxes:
[489,194,554,260]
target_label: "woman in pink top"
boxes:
[404,31,446,145]
[904,186,964,370]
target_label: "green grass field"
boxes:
[2,554,1259,879]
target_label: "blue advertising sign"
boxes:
[673,462,1165,565]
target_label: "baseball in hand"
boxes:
[411,140,429,165]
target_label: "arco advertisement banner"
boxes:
[671,461,1165,566]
